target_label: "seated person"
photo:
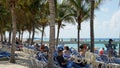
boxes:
[44,46,49,59]
[57,50,68,68]
[63,46,71,59]
[99,48,108,62]
[44,45,49,53]
[79,44,87,57]
[99,48,104,55]
[35,44,40,51]
[36,45,48,60]
[57,50,81,68]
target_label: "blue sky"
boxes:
[20,0,120,39]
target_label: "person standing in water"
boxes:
[106,39,113,57]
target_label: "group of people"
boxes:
[32,39,118,68]
[99,39,117,57]
[55,44,88,68]
[35,44,49,61]
[35,44,88,68]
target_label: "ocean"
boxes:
[33,38,120,52]
[66,43,119,52]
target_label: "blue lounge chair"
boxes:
[0,51,10,57]
[0,55,4,58]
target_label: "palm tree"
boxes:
[48,0,56,67]
[1,0,33,63]
[68,0,90,51]
[26,0,46,45]
[69,0,102,51]
[87,0,103,52]
[55,0,75,46]
[36,0,49,45]
[8,0,17,63]
[0,3,10,42]
[38,19,48,45]
[0,5,6,42]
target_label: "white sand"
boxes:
[0,51,32,68]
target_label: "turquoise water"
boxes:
[65,44,106,50]
[34,38,120,52]
[65,43,119,52]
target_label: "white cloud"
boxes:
[110,10,120,28]
[109,9,120,37]
[94,9,120,38]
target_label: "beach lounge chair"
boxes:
[113,58,120,64]
[35,52,48,68]
[100,55,109,63]
[0,55,4,58]
[0,51,11,60]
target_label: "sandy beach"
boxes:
[0,51,32,68]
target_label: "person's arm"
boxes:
[57,56,67,65]
[61,62,67,65]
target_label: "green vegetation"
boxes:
[0,0,103,67]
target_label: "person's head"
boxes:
[109,39,113,43]
[79,44,87,50]
[39,45,45,52]
[102,48,104,50]
[79,45,83,50]
[64,46,69,50]
[36,44,39,47]
[58,50,63,56]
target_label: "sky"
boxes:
[21,0,120,39]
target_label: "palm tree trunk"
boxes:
[41,26,45,45]
[10,2,16,63]
[31,27,35,45]
[0,34,1,42]
[77,0,81,52]
[56,24,60,46]
[48,0,56,67]
[90,0,95,53]
[8,31,12,44]
[18,31,21,40]
[28,31,31,45]
[77,23,81,51]
[3,32,7,42]
[1,34,3,42]
[21,31,24,42]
